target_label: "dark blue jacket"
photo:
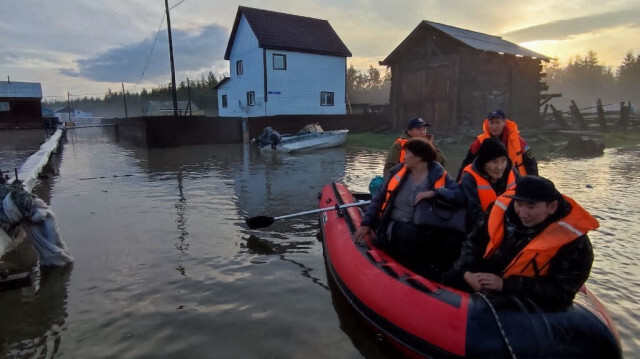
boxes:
[361,162,465,240]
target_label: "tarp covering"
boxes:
[1,182,73,266]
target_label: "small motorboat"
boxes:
[318,182,622,359]
[254,123,348,153]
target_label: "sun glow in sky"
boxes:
[2,0,639,99]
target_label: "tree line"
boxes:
[44,66,392,118]
[544,50,640,110]
[44,71,221,118]
[346,65,391,106]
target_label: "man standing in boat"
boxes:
[383,117,445,179]
[455,109,537,181]
[444,175,598,309]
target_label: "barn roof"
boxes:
[224,6,352,60]
[381,20,550,65]
[0,81,43,99]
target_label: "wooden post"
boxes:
[549,104,568,128]
[67,92,72,124]
[569,100,587,130]
[121,82,128,119]
[618,101,629,131]
[165,0,178,117]
[596,98,607,132]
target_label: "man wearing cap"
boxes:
[444,175,598,309]
[383,117,445,179]
[456,109,537,181]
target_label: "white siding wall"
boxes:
[218,16,264,117]
[264,50,346,115]
[217,15,347,117]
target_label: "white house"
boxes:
[215,6,352,117]
[53,106,103,125]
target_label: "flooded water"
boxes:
[0,126,638,358]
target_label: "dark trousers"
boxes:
[380,222,464,280]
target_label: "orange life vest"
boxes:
[394,138,408,162]
[462,164,516,211]
[381,165,447,212]
[477,119,527,176]
[483,192,599,278]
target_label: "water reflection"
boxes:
[0,265,73,358]
[327,269,400,359]
[242,234,327,289]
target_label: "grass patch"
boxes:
[346,132,399,150]
[602,128,640,148]
[346,129,640,161]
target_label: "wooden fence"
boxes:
[541,100,639,131]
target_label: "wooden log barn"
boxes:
[380,21,556,133]
[0,80,44,130]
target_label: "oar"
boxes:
[245,200,371,229]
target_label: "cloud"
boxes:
[60,24,229,84]
[501,7,640,42]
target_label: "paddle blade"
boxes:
[245,216,275,229]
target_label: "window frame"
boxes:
[247,91,255,106]
[320,91,334,106]
[273,54,287,70]
[0,102,9,111]
[236,60,243,76]
[221,95,228,108]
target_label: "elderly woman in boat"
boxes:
[354,138,465,279]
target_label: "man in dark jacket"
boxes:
[456,109,537,181]
[444,176,597,309]
[383,117,445,178]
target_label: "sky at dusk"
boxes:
[2,0,639,99]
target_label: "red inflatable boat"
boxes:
[319,182,621,358]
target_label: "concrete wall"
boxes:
[109,116,243,147]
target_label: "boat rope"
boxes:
[475,292,517,359]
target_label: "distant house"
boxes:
[144,101,204,116]
[0,80,43,129]
[215,6,352,118]
[380,21,552,133]
[54,106,93,120]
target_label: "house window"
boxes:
[273,54,287,70]
[321,92,334,106]
[247,91,255,106]
[221,95,228,108]
[236,60,243,76]
[0,102,9,111]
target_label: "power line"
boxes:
[170,0,186,10]
[130,0,186,91]
[132,12,167,91]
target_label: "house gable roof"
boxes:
[224,6,351,60]
[381,20,550,65]
[213,76,230,90]
[0,81,43,99]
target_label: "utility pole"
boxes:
[186,77,192,116]
[121,82,129,118]
[67,92,72,123]
[165,0,179,117]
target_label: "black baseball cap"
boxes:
[505,176,561,203]
[487,109,506,120]
[406,117,430,130]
